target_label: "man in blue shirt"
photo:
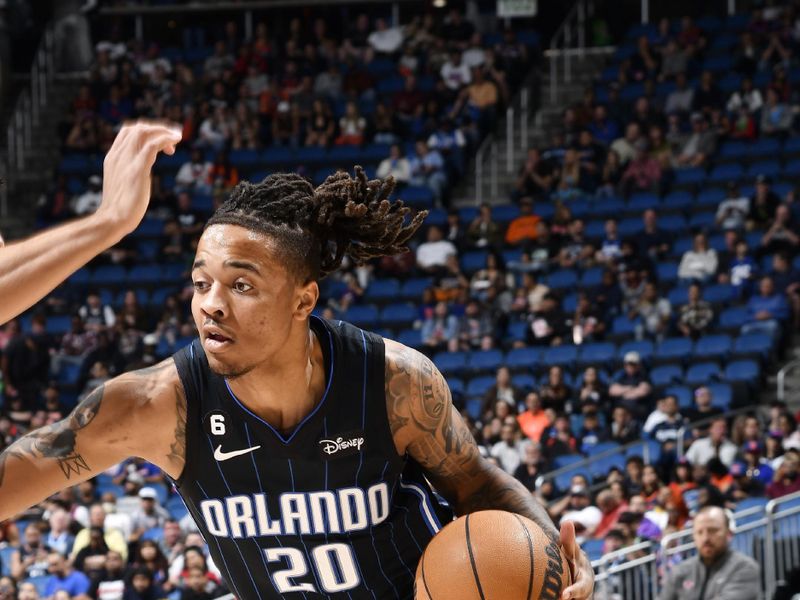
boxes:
[44,551,91,600]
[742,275,790,338]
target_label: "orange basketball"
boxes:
[415,510,572,600]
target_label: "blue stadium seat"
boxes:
[702,56,733,73]
[703,284,735,305]
[229,148,261,167]
[724,359,761,386]
[747,138,781,158]
[468,350,504,373]
[655,337,693,364]
[166,496,189,520]
[656,262,679,285]
[132,218,165,238]
[650,365,683,386]
[747,160,781,178]
[24,577,50,599]
[659,214,688,232]
[580,267,603,288]
[553,454,584,470]
[685,362,722,386]
[618,217,644,237]
[709,164,744,183]
[447,378,464,396]
[611,315,640,338]
[541,345,578,369]
[505,321,528,343]
[379,303,416,327]
[562,293,579,314]
[733,333,774,360]
[512,374,537,391]
[142,527,165,542]
[400,278,432,300]
[434,352,468,376]
[492,204,520,223]
[46,315,72,334]
[719,306,749,330]
[466,376,496,397]
[362,143,392,162]
[674,167,706,186]
[464,397,483,420]
[397,329,422,349]
[127,264,163,285]
[68,267,92,287]
[505,347,540,371]
[693,334,732,361]
[365,279,400,302]
[262,146,296,166]
[461,251,489,274]
[688,212,716,229]
[577,343,616,368]
[0,546,15,576]
[92,265,127,286]
[401,185,434,209]
[619,340,654,364]
[342,305,379,328]
[136,240,161,261]
[668,286,690,306]
[664,385,693,410]
[627,193,660,213]
[547,269,578,290]
[696,188,726,208]
[149,288,178,307]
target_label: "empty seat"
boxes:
[706,382,732,410]
[341,305,379,328]
[379,304,416,327]
[577,343,616,368]
[684,362,722,386]
[708,164,743,183]
[365,279,400,302]
[127,265,162,285]
[664,385,693,410]
[547,269,578,290]
[434,352,468,375]
[461,251,488,274]
[400,278,432,300]
[733,333,774,359]
[92,265,127,285]
[655,337,693,364]
[541,345,578,369]
[505,347,541,371]
[703,284,735,305]
[397,329,423,348]
[468,350,504,373]
[650,364,684,386]
[466,376,496,397]
[719,306,749,330]
[693,334,732,361]
[724,359,761,386]
[611,315,640,337]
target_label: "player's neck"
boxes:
[227,325,327,432]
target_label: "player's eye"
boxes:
[192,280,208,291]
[233,281,253,293]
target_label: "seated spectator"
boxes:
[760,88,793,137]
[93,550,126,600]
[740,439,774,486]
[610,122,642,166]
[569,293,606,345]
[416,225,456,274]
[72,505,128,563]
[742,275,790,338]
[748,174,780,229]
[335,101,366,146]
[376,144,411,184]
[728,105,757,140]
[482,367,522,417]
[304,99,335,147]
[131,541,169,590]
[767,449,800,498]
[685,417,737,467]
[513,442,546,491]
[44,551,91,600]
[636,209,671,260]
[715,182,750,231]
[587,105,619,147]
[73,175,103,217]
[408,140,448,204]
[648,395,686,460]
[505,197,541,247]
[556,219,594,270]
[490,421,527,474]
[676,112,716,168]
[197,107,231,151]
[771,252,800,328]
[514,148,555,200]
[466,203,502,248]
[179,566,220,600]
[539,366,571,413]
[631,281,671,341]
[578,408,609,454]
[660,39,689,81]
[46,509,75,557]
[517,392,552,443]
[726,77,763,114]
[658,506,760,600]
[684,386,724,437]
[526,293,567,347]
[664,72,694,115]
[451,67,499,133]
[554,148,592,200]
[271,101,300,147]
[595,218,622,265]
[677,283,714,339]
[627,36,660,82]
[51,316,98,375]
[761,204,800,258]
[420,301,458,354]
[678,233,718,281]
[11,522,50,580]
[624,456,645,495]
[454,299,494,351]
[440,50,471,92]
[73,526,110,584]
[427,118,466,174]
[560,485,603,543]
[540,414,578,459]
[609,352,652,416]
[123,567,166,600]
[130,488,170,542]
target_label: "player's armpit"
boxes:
[0,359,186,521]
[384,339,558,539]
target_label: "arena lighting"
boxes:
[433,0,447,7]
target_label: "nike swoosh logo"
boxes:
[214,445,261,461]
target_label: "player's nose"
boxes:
[199,282,228,318]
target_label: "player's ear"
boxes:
[293,279,319,320]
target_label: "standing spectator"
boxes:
[450,67,499,133]
[685,418,737,467]
[677,283,714,339]
[44,552,92,600]
[678,233,718,281]
[658,506,759,600]
[742,275,789,338]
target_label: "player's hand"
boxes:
[95,120,182,237]
[559,520,595,600]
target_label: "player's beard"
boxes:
[208,358,256,380]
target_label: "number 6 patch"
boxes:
[203,410,231,437]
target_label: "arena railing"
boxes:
[764,489,800,598]
[777,357,800,402]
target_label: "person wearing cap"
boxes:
[715,182,750,231]
[560,486,602,544]
[130,487,170,542]
[609,351,652,415]
[658,506,760,600]
[676,111,716,168]
[747,174,780,229]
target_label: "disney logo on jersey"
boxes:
[318,430,366,460]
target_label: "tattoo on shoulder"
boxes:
[0,385,103,484]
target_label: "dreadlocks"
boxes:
[205,166,428,282]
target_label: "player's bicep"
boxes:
[384,340,488,502]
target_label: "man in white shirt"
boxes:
[416,225,457,273]
[561,486,603,543]
[73,175,103,216]
[715,182,751,231]
[175,148,213,194]
[368,18,404,54]
[490,422,527,474]
[376,144,411,183]
[440,50,472,91]
[685,417,738,467]
[462,32,487,69]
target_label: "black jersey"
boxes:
[171,316,452,599]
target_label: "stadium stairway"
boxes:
[457,50,610,206]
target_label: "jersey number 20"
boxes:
[265,544,360,593]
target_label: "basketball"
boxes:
[415,510,572,600]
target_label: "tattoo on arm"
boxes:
[166,385,187,466]
[386,343,558,539]
[0,385,103,485]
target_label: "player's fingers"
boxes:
[0,230,4,248]
[141,131,183,166]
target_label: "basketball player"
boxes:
[0,170,593,599]
[0,121,182,323]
